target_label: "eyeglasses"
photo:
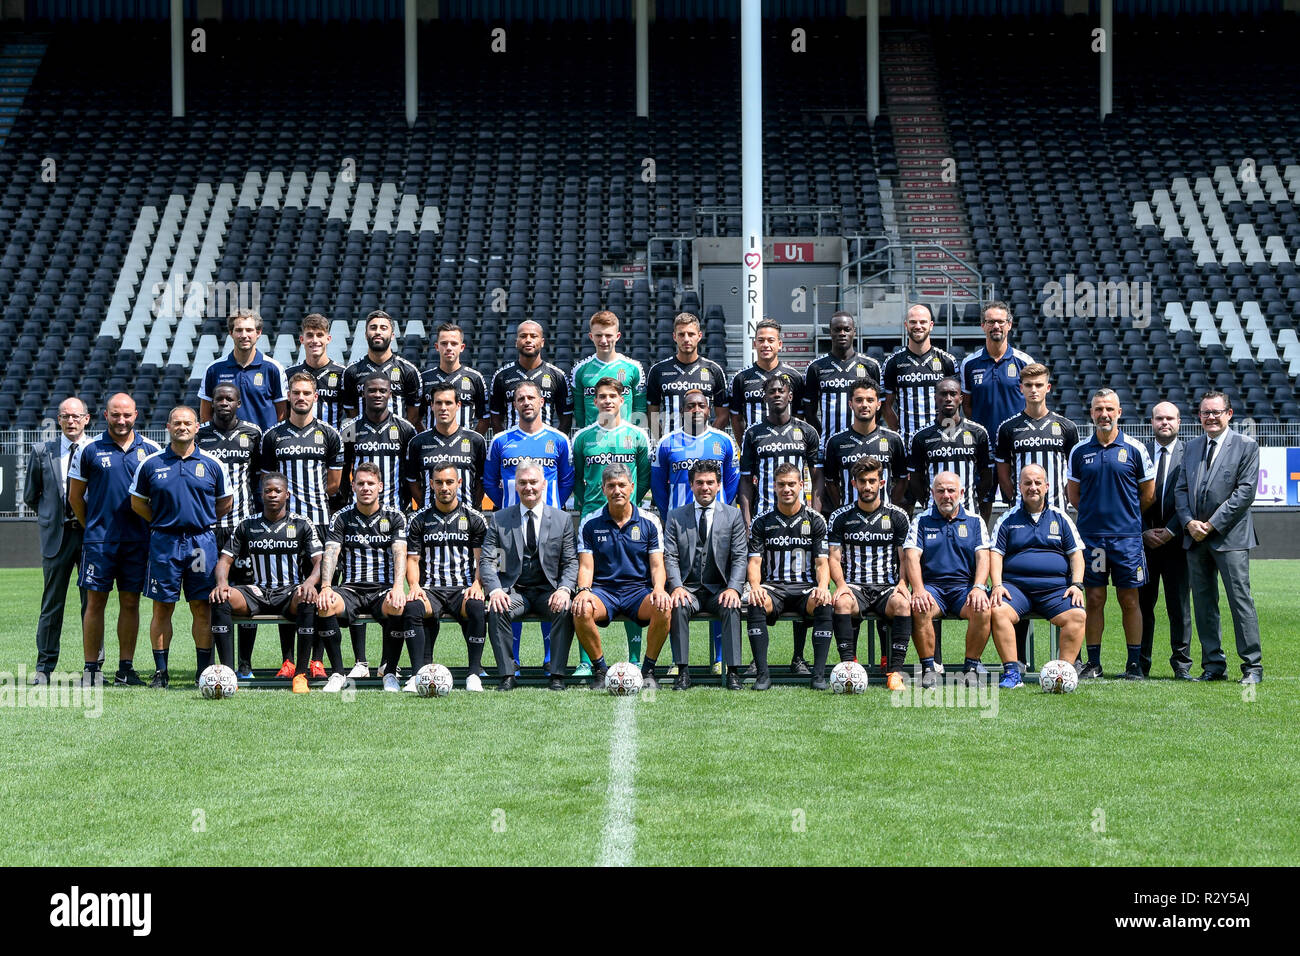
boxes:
[58,413,88,420]
[1199,409,1229,418]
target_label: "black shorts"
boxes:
[217,526,253,586]
[841,583,895,619]
[425,586,471,619]
[234,584,298,618]
[336,584,391,621]
[753,582,815,623]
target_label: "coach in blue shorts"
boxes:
[131,406,232,688]
[902,471,991,689]
[572,463,672,689]
[988,465,1087,688]
[1067,388,1155,681]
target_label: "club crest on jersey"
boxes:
[254,372,264,386]
[195,462,205,477]
[792,429,803,441]
[712,442,722,455]
[328,374,338,388]
[1050,520,1060,535]
[1007,364,1018,378]
[239,434,249,448]
[542,374,552,388]
[286,523,296,537]
[617,368,627,382]
[388,426,399,439]
[856,366,866,378]
[630,525,641,541]
[1051,422,1061,435]
[545,440,556,455]
[456,516,468,531]
[379,518,390,533]
[930,358,941,371]
[136,449,146,461]
[621,434,631,449]
[962,431,972,445]
[389,368,402,383]
[879,439,889,450]
[800,520,810,535]
[314,430,324,444]
[1118,448,1128,463]
[460,439,470,451]
[881,515,891,529]
[461,380,471,392]
[958,524,968,538]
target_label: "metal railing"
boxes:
[693,204,843,238]
[645,235,692,299]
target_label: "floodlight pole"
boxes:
[867,0,879,124]
[170,0,184,118]
[741,0,763,366]
[405,0,418,127]
[636,0,649,118]
[1100,0,1112,121]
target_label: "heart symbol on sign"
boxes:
[744,253,761,268]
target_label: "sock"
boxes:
[380,622,404,676]
[237,624,256,671]
[311,629,324,663]
[278,621,295,662]
[195,647,213,673]
[397,603,425,673]
[746,604,770,674]
[1014,616,1031,662]
[964,656,981,672]
[512,620,523,663]
[592,655,607,672]
[921,655,935,672]
[294,603,317,675]
[811,605,833,677]
[118,659,134,675]
[1004,660,1021,676]
[210,600,235,668]
[541,620,552,666]
[642,655,657,674]
[1087,644,1102,666]
[792,620,808,660]
[422,619,438,667]
[317,615,344,674]
[711,620,722,663]
[464,599,486,674]
[932,619,942,664]
[832,612,856,662]
[1126,644,1141,670]
[580,646,593,667]
[152,649,168,672]
[350,622,367,663]
[888,614,911,672]
[84,660,101,673]
[625,621,643,664]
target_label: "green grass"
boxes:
[0,563,1295,866]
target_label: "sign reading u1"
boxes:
[773,243,813,263]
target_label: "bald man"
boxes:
[489,320,573,433]
[1139,401,1193,678]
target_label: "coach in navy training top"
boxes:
[1066,388,1156,681]
[960,303,1034,467]
[199,310,289,432]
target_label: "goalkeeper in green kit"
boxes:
[570,310,647,432]
[572,375,652,666]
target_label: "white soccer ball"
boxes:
[415,663,453,698]
[1039,659,1079,694]
[198,664,238,699]
[830,660,869,695]
[605,662,644,696]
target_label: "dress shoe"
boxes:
[789,656,812,677]
[547,675,566,691]
[1172,669,1193,681]
[1194,671,1226,682]
[497,676,518,691]
[744,661,758,677]
[28,671,50,686]
[1239,672,1262,685]
[725,671,743,691]
[1077,661,1103,680]
[753,670,772,691]
[672,671,691,691]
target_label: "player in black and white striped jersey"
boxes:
[260,372,343,529]
[488,320,574,434]
[881,304,958,448]
[802,311,883,449]
[907,377,993,515]
[828,457,913,671]
[406,382,487,510]
[284,313,347,430]
[728,318,806,445]
[404,462,490,692]
[421,323,490,434]
[208,473,337,691]
[993,362,1078,513]
[820,380,908,512]
[340,372,417,510]
[316,463,421,692]
[341,310,423,428]
[645,312,731,441]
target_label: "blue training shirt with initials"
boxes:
[990,504,1083,586]
[903,503,990,589]
[1066,430,1155,538]
[68,433,163,544]
[130,445,232,533]
[578,504,664,591]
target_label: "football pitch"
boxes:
[0,563,1295,867]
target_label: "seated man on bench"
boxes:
[902,470,992,689]
[988,464,1087,689]
[209,472,330,687]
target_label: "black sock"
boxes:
[237,623,256,671]
[464,599,486,673]
[1087,643,1102,666]
[747,604,770,674]
[889,614,912,672]
[932,619,942,664]
[592,655,607,672]
[811,605,833,677]
[350,622,368,663]
[195,647,213,673]
[118,659,134,675]
[311,632,324,662]
[422,619,438,667]
[379,622,404,675]
[964,656,982,672]
[792,620,807,660]
[152,649,168,672]
[84,660,101,673]
[294,603,317,675]
[1014,616,1031,662]
[400,603,425,673]
[210,600,235,668]
[643,655,657,673]
[318,615,343,674]
[832,612,856,662]
[278,621,295,662]
[1126,644,1141,670]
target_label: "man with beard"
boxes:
[881,304,957,448]
[821,381,907,511]
[420,322,490,434]
[342,309,422,428]
[645,312,730,441]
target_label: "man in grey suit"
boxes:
[22,397,92,683]
[481,458,578,691]
[1173,390,1263,684]
[1139,401,1194,679]
[663,460,748,691]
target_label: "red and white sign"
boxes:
[772,243,814,263]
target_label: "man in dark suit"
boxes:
[22,397,92,683]
[481,458,579,691]
[1173,390,1263,684]
[1139,401,1194,679]
[663,460,748,690]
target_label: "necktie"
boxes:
[1154,446,1168,516]
[526,510,537,555]
[1204,438,1217,467]
[695,506,710,580]
[64,441,79,521]
[1199,439,1217,513]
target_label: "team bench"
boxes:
[230,611,1062,689]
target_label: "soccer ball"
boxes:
[1039,659,1079,694]
[605,662,644,696]
[830,661,869,695]
[198,664,238,699]
[415,663,454,698]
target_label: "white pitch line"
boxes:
[598,698,638,867]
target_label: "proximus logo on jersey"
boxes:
[273,443,326,457]
[502,455,559,468]
[763,535,813,547]
[584,452,638,466]
[1013,436,1066,449]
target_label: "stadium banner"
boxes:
[0,454,16,512]
[1257,447,1299,507]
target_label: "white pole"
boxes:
[741,0,763,365]
[1100,0,1112,121]
[170,0,184,118]
[636,0,649,118]
[405,0,418,128]
[867,0,879,125]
